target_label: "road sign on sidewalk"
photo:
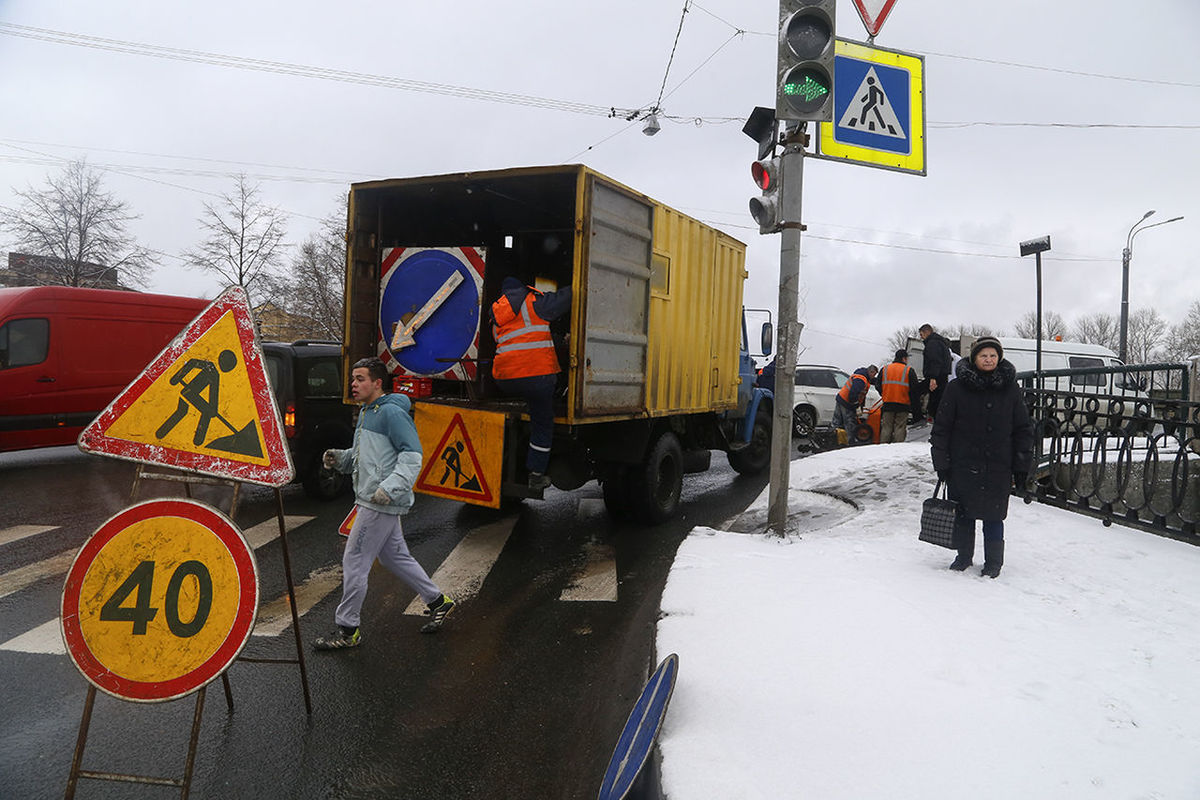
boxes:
[813,39,926,176]
[60,499,259,702]
[851,0,899,38]
[78,286,295,486]
[598,653,679,800]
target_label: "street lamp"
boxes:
[1020,235,1052,384]
[1120,210,1184,363]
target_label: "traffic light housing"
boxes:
[776,0,836,122]
[749,157,782,235]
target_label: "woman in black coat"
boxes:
[929,337,1033,578]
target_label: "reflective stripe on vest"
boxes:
[837,373,869,405]
[491,289,559,380]
[880,362,911,405]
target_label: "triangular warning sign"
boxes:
[414,413,493,503]
[851,0,899,38]
[78,286,295,487]
[837,66,906,141]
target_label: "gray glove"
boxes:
[371,487,391,505]
[322,450,337,469]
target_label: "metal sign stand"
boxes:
[62,467,312,798]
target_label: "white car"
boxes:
[791,365,881,438]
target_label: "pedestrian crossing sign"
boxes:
[414,404,503,508]
[78,286,295,487]
[815,39,926,176]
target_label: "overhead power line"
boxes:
[0,22,640,119]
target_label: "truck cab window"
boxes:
[0,318,49,370]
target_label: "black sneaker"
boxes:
[420,595,455,634]
[314,626,361,650]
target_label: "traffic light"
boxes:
[776,0,836,122]
[749,157,782,235]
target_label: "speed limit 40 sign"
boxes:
[61,499,259,702]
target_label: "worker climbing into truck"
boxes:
[490,275,572,491]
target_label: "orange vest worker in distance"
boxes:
[879,362,912,406]
[876,349,920,444]
[490,276,572,491]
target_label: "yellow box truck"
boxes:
[343,165,773,522]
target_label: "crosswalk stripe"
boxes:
[404,516,517,615]
[559,541,618,602]
[241,515,316,549]
[0,524,59,548]
[0,619,64,655]
[253,564,343,637]
[0,550,76,601]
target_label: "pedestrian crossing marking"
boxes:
[241,515,315,549]
[560,541,618,602]
[403,516,516,615]
[253,564,343,637]
[0,619,64,655]
[0,524,58,548]
[0,549,75,600]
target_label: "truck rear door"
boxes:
[579,177,652,415]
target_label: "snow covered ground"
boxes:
[655,442,1200,799]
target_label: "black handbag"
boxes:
[919,480,958,549]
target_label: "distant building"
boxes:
[253,301,323,343]
[1,252,129,290]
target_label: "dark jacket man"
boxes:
[919,324,952,418]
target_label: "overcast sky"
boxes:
[1,0,1197,370]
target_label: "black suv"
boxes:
[262,340,354,499]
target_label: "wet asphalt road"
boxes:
[0,445,771,799]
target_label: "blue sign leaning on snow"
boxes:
[597,653,679,800]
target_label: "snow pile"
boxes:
[656,442,1200,799]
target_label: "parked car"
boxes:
[0,286,207,452]
[261,340,354,499]
[791,364,881,438]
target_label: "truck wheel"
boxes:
[634,431,683,524]
[601,468,635,521]
[728,407,771,476]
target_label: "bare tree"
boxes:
[1013,310,1066,340]
[275,200,346,340]
[1071,312,1120,351]
[1125,306,1168,364]
[943,322,1000,339]
[1163,300,1200,362]
[887,327,916,354]
[185,175,288,304]
[0,158,155,287]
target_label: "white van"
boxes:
[906,336,1149,399]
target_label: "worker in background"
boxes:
[832,364,878,446]
[919,323,953,420]
[876,349,921,443]
[491,276,572,491]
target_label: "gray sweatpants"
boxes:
[334,506,442,629]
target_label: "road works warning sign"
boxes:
[61,499,259,702]
[414,404,503,508]
[78,287,294,486]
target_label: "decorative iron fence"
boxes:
[1017,363,1200,543]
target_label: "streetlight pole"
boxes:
[1020,235,1052,387]
[1120,210,1184,363]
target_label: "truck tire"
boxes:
[633,431,683,524]
[601,468,636,521]
[728,406,771,476]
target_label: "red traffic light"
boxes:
[751,159,778,191]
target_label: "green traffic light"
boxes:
[783,75,829,102]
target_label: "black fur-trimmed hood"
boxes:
[954,357,1017,391]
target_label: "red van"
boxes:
[0,286,208,452]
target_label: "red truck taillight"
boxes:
[284,402,296,438]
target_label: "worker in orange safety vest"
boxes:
[832,365,878,446]
[490,276,572,491]
[875,349,921,443]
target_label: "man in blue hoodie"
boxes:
[314,357,453,649]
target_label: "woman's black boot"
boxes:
[949,523,974,571]
[980,540,1004,578]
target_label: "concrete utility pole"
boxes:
[767,129,805,536]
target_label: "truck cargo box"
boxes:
[343,165,748,424]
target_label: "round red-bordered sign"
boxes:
[60,499,259,702]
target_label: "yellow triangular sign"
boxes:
[78,287,295,486]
